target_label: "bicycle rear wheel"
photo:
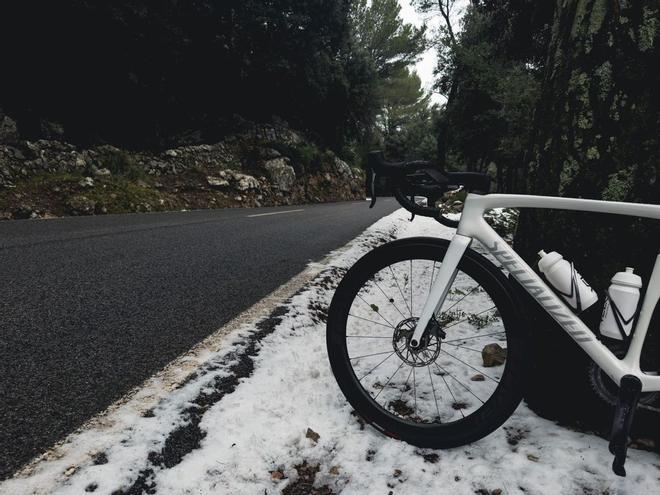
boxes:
[326,237,528,448]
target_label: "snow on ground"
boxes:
[3,209,659,495]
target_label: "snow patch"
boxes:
[2,209,658,495]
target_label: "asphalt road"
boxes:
[0,199,398,479]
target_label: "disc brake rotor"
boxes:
[392,317,441,367]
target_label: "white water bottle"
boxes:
[599,267,642,340]
[537,250,598,312]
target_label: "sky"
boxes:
[397,0,468,105]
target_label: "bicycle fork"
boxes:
[409,234,472,349]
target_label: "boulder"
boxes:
[13,204,37,219]
[264,158,296,191]
[66,195,96,215]
[232,172,259,191]
[207,175,229,188]
[333,157,353,178]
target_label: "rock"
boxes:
[164,149,178,157]
[66,195,96,216]
[261,147,282,159]
[13,204,35,219]
[78,177,95,188]
[333,157,353,178]
[329,465,341,476]
[94,168,111,177]
[0,110,20,144]
[63,465,77,476]
[264,158,296,191]
[234,195,243,202]
[527,454,539,462]
[232,172,259,191]
[470,374,485,381]
[393,469,402,478]
[482,343,507,367]
[305,428,320,443]
[207,175,229,188]
[271,470,284,480]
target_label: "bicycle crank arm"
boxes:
[609,374,642,477]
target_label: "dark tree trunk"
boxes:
[515,0,660,439]
[516,0,659,293]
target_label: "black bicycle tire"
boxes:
[326,237,528,448]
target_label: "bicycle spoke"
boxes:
[442,305,497,331]
[427,261,436,300]
[442,342,482,353]
[373,280,408,319]
[431,361,466,418]
[356,294,396,327]
[443,285,480,313]
[399,367,414,401]
[434,361,484,406]
[358,351,396,381]
[346,335,391,339]
[388,265,412,316]
[427,364,441,420]
[440,349,500,383]
[374,360,406,401]
[412,366,417,415]
[443,331,505,344]
[410,260,413,316]
[348,313,394,329]
[350,350,394,360]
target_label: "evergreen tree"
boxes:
[515,0,660,292]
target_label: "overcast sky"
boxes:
[397,0,468,105]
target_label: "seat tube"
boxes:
[409,234,473,348]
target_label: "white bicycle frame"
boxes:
[410,194,660,392]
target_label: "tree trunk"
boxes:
[516,0,659,293]
[514,0,660,438]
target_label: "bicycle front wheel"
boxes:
[326,237,528,448]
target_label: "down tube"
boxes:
[474,222,635,387]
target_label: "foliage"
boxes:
[350,0,435,163]
[412,1,553,188]
[0,1,377,151]
[376,68,441,161]
[351,0,427,77]
[99,150,145,182]
[515,0,660,292]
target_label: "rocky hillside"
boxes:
[0,112,365,220]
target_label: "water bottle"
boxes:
[599,267,642,340]
[537,250,598,312]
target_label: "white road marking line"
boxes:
[246,209,304,218]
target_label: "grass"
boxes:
[99,149,146,181]
[0,171,176,216]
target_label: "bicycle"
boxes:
[326,151,660,477]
